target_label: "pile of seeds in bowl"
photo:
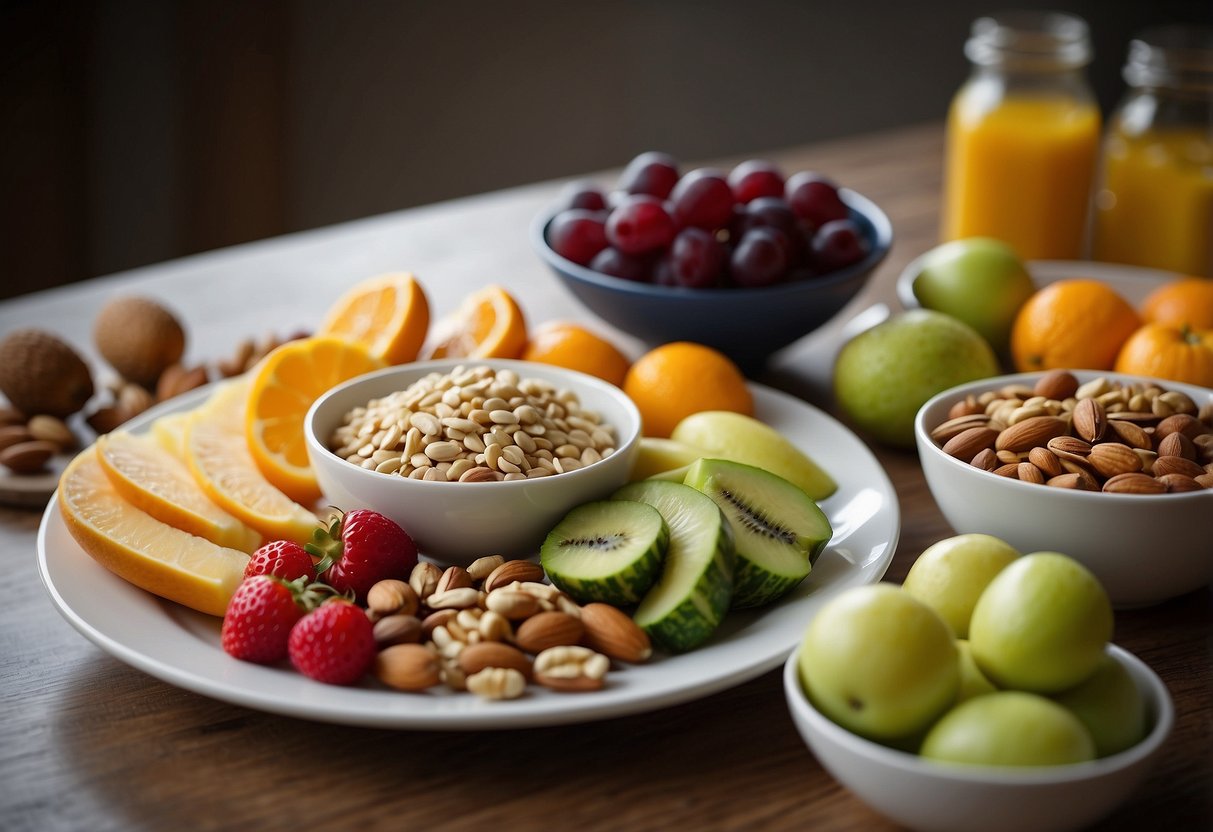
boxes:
[930,370,1213,494]
[329,365,618,482]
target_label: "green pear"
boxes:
[902,533,1020,638]
[629,437,704,481]
[1053,654,1147,757]
[671,410,836,499]
[921,691,1096,767]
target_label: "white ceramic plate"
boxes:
[896,258,1179,312]
[37,382,899,730]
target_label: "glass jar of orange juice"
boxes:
[1091,26,1213,278]
[942,12,1101,260]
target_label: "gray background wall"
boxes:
[2,0,1208,299]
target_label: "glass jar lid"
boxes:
[965,10,1092,70]
[1124,25,1213,92]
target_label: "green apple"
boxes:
[969,552,1113,694]
[670,410,836,499]
[798,584,959,741]
[902,533,1021,638]
[1053,654,1147,757]
[956,639,998,703]
[921,691,1096,767]
[833,309,999,448]
[629,437,704,481]
[910,237,1037,354]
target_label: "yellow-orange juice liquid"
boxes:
[1092,128,1213,278]
[943,95,1101,260]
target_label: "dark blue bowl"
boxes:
[530,189,892,370]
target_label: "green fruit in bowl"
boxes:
[833,309,999,448]
[921,691,1096,767]
[969,552,1113,694]
[902,533,1020,638]
[909,237,1036,353]
[798,584,959,742]
[955,639,998,703]
[1053,654,1147,758]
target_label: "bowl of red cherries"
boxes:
[531,151,892,367]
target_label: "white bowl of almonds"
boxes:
[915,370,1213,608]
[305,359,641,565]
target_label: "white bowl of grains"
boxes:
[914,369,1213,608]
[305,359,642,565]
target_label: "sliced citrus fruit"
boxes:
[186,379,320,543]
[318,272,431,364]
[150,410,193,460]
[244,336,384,503]
[427,284,528,359]
[96,431,261,552]
[59,447,250,616]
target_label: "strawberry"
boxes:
[306,509,418,603]
[288,599,377,685]
[221,576,308,663]
[244,539,317,582]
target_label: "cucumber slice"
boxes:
[540,500,668,605]
[684,458,832,609]
[612,480,734,653]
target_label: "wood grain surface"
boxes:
[1,123,1208,832]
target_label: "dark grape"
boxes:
[558,180,608,212]
[670,168,734,231]
[665,227,726,288]
[810,219,868,272]
[740,197,803,264]
[730,228,790,287]
[618,151,680,199]
[548,209,608,266]
[786,172,848,231]
[728,160,785,204]
[590,246,654,283]
[605,195,677,256]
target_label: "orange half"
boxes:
[319,272,431,364]
[427,284,527,359]
[245,336,384,504]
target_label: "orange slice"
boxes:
[319,272,431,364]
[185,379,320,543]
[96,431,261,552]
[59,447,250,617]
[150,410,193,460]
[245,336,384,503]
[427,284,528,359]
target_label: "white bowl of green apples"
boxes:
[783,536,1174,832]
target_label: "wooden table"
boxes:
[1,123,1208,831]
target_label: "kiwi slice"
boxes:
[540,500,668,605]
[684,458,832,609]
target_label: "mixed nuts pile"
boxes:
[931,369,1213,493]
[369,555,651,699]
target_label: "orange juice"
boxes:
[1092,128,1213,278]
[943,95,1101,260]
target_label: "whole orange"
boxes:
[521,322,631,387]
[1114,323,1213,388]
[622,342,753,438]
[1010,279,1141,372]
[1140,277,1213,330]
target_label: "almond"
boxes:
[1157,473,1202,493]
[1102,472,1167,494]
[993,462,1020,478]
[458,641,532,679]
[375,644,441,691]
[0,425,34,452]
[1027,446,1064,478]
[1017,462,1045,485]
[1072,397,1106,443]
[482,559,546,593]
[942,426,999,460]
[1046,435,1092,462]
[513,610,584,653]
[434,566,473,594]
[0,439,57,473]
[930,413,991,444]
[1047,473,1088,489]
[1108,419,1152,450]
[0,406,25,427]
[1033,370,1079,401]
[26,414,75,450]
[1157,432,1195,461]
[1087,442,1142,478]
[579,602,652,663]
[1156,413,1205,441]
[373,614,423,646]
[994,415,1067,452]
[970,448,998,471]
[1152,455,1205,479]
[947,395,984,419]
[1195,473,1213,489]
